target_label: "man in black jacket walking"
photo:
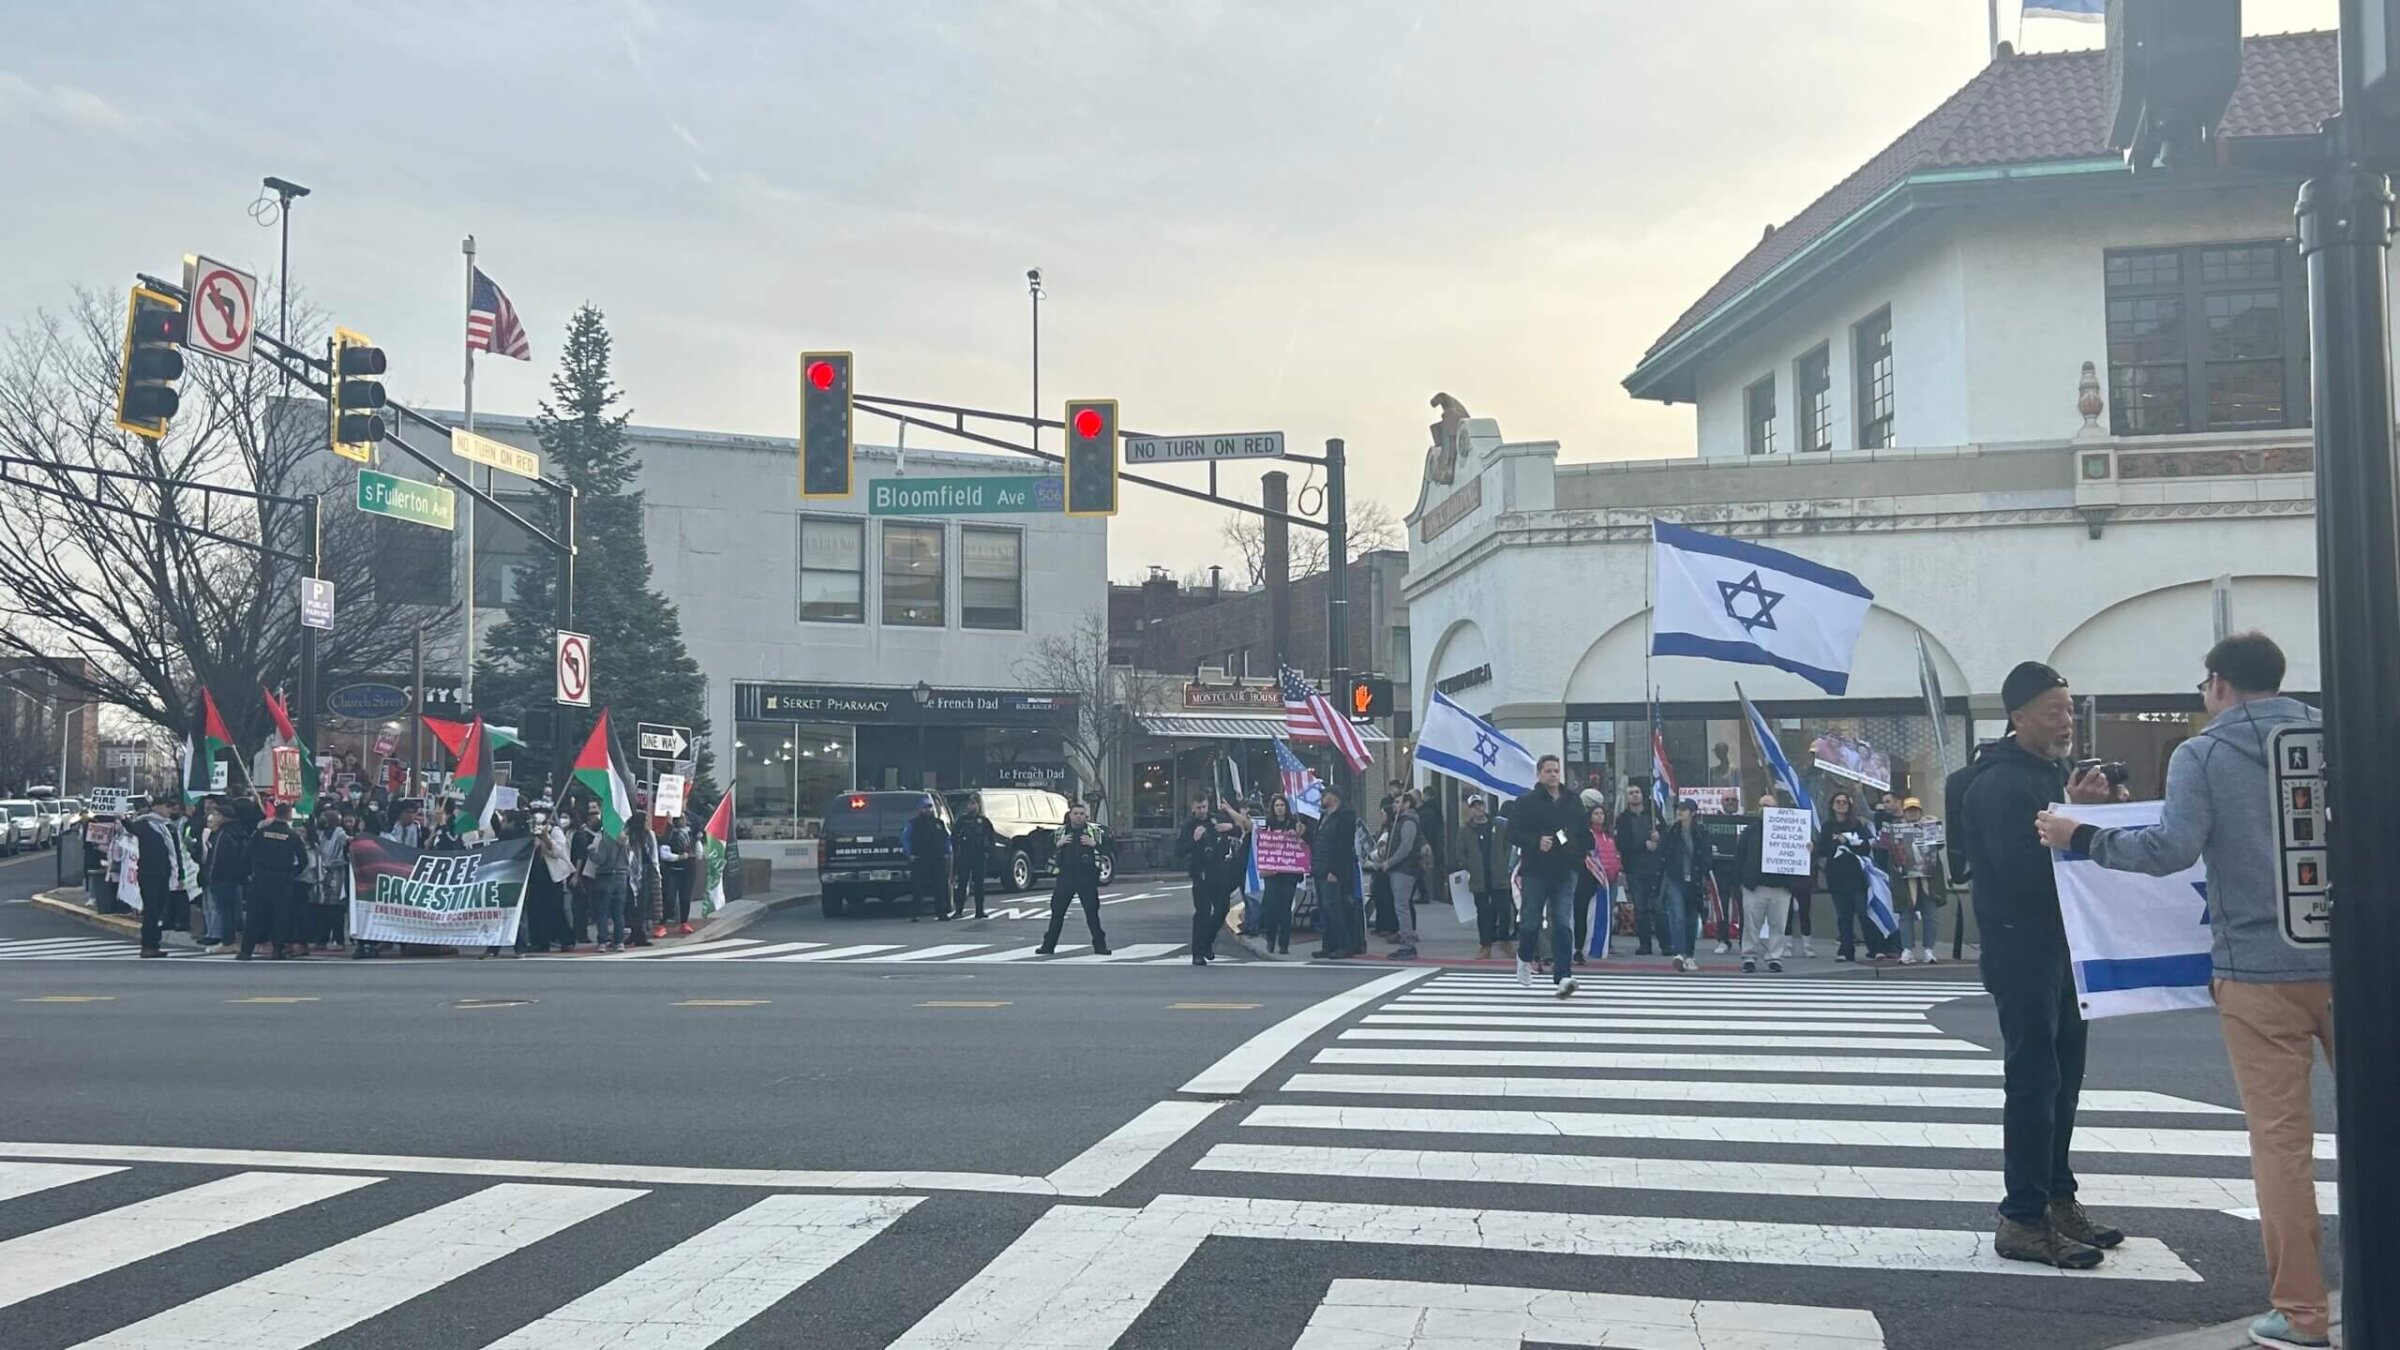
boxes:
[1509,755,1590,997]
[1961,660,2123,1269]
[1310,786,1364,960]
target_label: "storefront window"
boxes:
[735,721,853,838]
[882,522,945,626]
[962,526,1023,630]
[799,518,864,623]
[1133,759,1173,829]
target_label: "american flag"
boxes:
[1272,736,1323,819]
[467,268,531,361]
[1279,665,1372,773]
[1649,693,1679,818]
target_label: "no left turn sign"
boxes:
[181,255,257,365]
[556,630,592,707]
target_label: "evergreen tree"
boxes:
[476,305,712,798]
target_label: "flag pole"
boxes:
[461,234,478,717]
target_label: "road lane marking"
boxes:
[918,1000,1011,1008]
[1044,1101,1223,1198]
[1275,1074,2236,1114]
[1365,1012,1945,1035]
[599,937,768,959]
[0,1171,380,1311]
[73,1182,641,1350]
[959,943,1080,961]
[451,998,536,1009]
[1314,1047,2008,1077]
[1386,998,1932,1021]
[1180,968,1433,1097]
[228,997,320,1004]
[16,995,113,1003]
[479,1194,918,1350]
[1054,942,1185,963]
[1173,1002,1263,1010]
[1293,1279,1888,1350]
[664,940,824,961]
[0,1161,121,1203]
[1338,1027,1987,1053]
[761,943,905,962]
[675,999,771,1007]
[886,1205,1200,1350]
[858,943,990,962]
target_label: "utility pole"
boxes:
[1263,469,1291,675]
[1027,269,1044,449]
[298,493,322,803]
[410,623,426,799]
[260,176,308,397]
[1324,438,1352,801]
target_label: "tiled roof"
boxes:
[1636,30,2339,368]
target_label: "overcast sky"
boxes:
[0,0,2338,580]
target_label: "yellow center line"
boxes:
[1172,1002,1263,1010]
[675,999,772,1007]
[17,995,114,1003]
[229,997,320,1005]
[918,1000,1011,1008]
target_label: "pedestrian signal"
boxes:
[1348,676,1392,720]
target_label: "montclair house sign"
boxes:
[1419,477,1482,543]
[1181,681,1282,710]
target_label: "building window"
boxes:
[1796,345,1833,453]
[1744,375,1778,456]
[1854,307,1894,448]
[797,517,864,623]
[961,525,1023,630]
[2106,242,2309,436]
[881,521,945,626]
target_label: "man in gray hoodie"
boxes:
[2038,633,2331,1350]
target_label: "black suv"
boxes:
[816,791,954,917]
[946,789,1116,892]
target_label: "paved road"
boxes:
[0,889,2336,1348]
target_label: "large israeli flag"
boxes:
[1737,683,1812,814]
[2023,0,2104,20]
[1650,520,1874,695]
[1417,690,1537,800]
[2053,801,2213,1018]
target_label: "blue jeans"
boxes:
[1662,875,1701,957]
[593,874,626,946]
[1516,870,1577,980]
[1895,879,1937,949]
[203,880,243,945]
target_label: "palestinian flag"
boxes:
[701,788,734,915]
[181,688,236,805]
[425,716,522,760]
[451,716,501,839]
[571,708,638,835]
[263,687,317,816]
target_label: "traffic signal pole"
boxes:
[2299,18,2400,1328]
[298,492,322,803]
[1325,438,1352,800]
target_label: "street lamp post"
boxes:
[1026,269,1044,447]
[913,681,934,791]
[257,177,309,384]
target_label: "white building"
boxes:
[1406,32,2334,813]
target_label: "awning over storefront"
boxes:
[1136,713,1391,744]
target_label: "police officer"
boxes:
[240,801,308,961]
[950,794,997,920]
[1035,801,1111,955]
[1177,791,1248,965]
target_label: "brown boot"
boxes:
[1476,944,1492,961]
[2045,1197,2125,1249]
[1994,1216,2102,1270]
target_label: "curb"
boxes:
[687,887,818,945]
[2098,1299,2341,1349]
[30,891,145,940]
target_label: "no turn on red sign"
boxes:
[181,254,257,365]
[556,630,592,707]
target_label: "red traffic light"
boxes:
[1073,407,1105,438]
[807,360,837,392]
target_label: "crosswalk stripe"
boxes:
[1276,1074,2237,1114]
[1431,975,1982,996]
[1294,1279,1888,1350]
[1052,943,1184,963]
[887,1204,1200,1350]
[1340,1027,1988,1053]
[1409,988,1951,1008]
[71,1181,642,1350]
[0,939,130,953]
[478,1194,918,1350]
[0,1160,121,1202]
[856,944,991,962]
[1243,1104,2312,1158]
[959,944,1081,961]
[0,1171,381,1312]
[669,940,824,961]
[1387,998,1933,1021]
[1316,1047,2008,1077]
[602,938,767,959]
[760,944,906,962]
[1365,1013,1946,1035]
[1198,1144,2327,1218]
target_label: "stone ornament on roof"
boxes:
[1426,392,1471,486]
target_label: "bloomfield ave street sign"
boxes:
[867,475,1063,516]
[356,469,455,531]
[1123,431,1285,465]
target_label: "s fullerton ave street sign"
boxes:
[356,469,456,531]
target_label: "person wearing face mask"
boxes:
[1958,660,2121,1271]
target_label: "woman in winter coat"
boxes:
[1815,789,1877,962]
[1572,800,1624,963]
[1255,794,1310,955]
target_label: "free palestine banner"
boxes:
[349,836,535,948]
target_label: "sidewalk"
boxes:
[2101,1301,2341,1349]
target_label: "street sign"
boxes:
[2270,724,2330,946]
[1122,431,1285,465]
[866,475,1063,516]
[555,630,592,707]
[299,577,335,631]
[451,427,541,480]
[356,469,456,531]
[654,772,688,819]
[638,722,692,760]
[180,254,257,365]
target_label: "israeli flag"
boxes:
[1417,689,1537,800]
[1737,684,1812,814]
[1243,830,1264,902]
[1862,856,1899,938]
[2054,801,2213,1018]
[1650,520,1874,695]
[2024,0,2104,20]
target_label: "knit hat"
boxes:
[2002,660,2067,712]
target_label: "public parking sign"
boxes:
[181,254,257,365]
[555,630,592,707]
[299,577,335,631]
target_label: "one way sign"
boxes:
[637,722,692,761]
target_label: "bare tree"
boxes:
[0,288,448,751]
[1013,611,1167,823]
[1219,497,1402,588]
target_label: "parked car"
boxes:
[945,788,1117,892]
[815,790,954,917]
[0,799,49,854]
[42,796,83,838]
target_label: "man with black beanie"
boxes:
[1959,659,2121,1268]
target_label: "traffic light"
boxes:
[114,286,185,439]
[1064,398,1118,517]
[800,351,853,499]
[329,327,388,463]
[1347,675,1393,721]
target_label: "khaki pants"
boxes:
[1739,886,1787,962]
[2214,978,2335,1339]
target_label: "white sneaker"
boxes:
[1802,940,1817,958]
[1555,975,1578,999]
[1922,948,1940,964]
[1899,949,1917,965]
[1713,941,1731,955]
[1516,958,1533,989]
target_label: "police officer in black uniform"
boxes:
[1035,801,1110,955]
[241,801,309,961]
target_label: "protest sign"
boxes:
[1761,807,1813,875]
[1255,827,1310,875]
[349,835,535,948]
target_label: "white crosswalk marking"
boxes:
[958,943,1080,961]
[0,937,179,960]
[71,1182,640,1349]
[759,943,905,961]
[857,943,991,961]
[479,1194,918,1350]
[1292,1279,1889,1350]
[1339,1026,1990,1052]
[599,938,767,959]
[0,1160,121,1202]
[1051,942,1184,963]
[666,939,822,960]
[1364,1012,1949,1035]
[1317,1047,2008,1076]
[1274,1073,2236,1113]
[1385,998,1934,1021]
[0,1171,381,1311]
